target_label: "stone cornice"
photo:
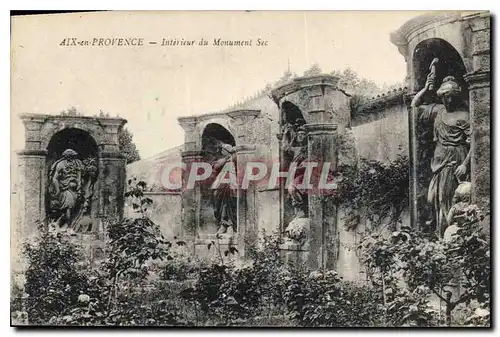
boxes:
[270,75,341,103]
[390,11,464,46]
[178,110,235,124]
[226,109,261,120]
[464,70,491,89]
[17,149,48,157]
[18,113,127,127]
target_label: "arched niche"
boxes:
[45,128,100,229]
[199,123,237,235]
[279,101,307,231]
[281,101,306,126]
[46,128,99,162]
[412,38,469,104]
[280,101,306,166]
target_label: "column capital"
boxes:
[17,149,48,157]
[304,123,338,136]
[177,117,198,132]
[464,70,491,89]
[181,150,204,160]
[100,151,125,160]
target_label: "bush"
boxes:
[283,269,382,327]
[22,223,94,325]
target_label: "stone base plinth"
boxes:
[194,234,239,261]
[279,241,310,267]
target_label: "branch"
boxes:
[452,292,474,308]
[430,287,449,304]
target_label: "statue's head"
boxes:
[453,181,471,204]
[62,149,78,158]
[437,76,462,110]
[296,127,307,145]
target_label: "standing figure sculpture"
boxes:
[47,149,98,232]
[209,140,238,235]
[411,69,471,236]
[283,124,308,219]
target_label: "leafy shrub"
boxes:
[22,223,93,325]
[334,154,409,231]
[283,269,382,327]
[159,241,198,281]
[359,205,490,327]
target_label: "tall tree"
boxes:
[119,128,141,164]
[303,63,322,77]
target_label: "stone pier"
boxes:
[304,123,338,269]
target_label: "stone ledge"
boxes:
[279,242,309,252]
[270,75,342,103]
[17,149,48,157]
[195,234,237,246]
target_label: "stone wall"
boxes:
[352,92,409,162]
[124,191,182,238]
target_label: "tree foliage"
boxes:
[333,153,410,231]
[119,128,141,164]
[359,205,490,327]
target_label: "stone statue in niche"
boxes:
[207,139,238,235]
[282,124,309,219]
[47,149,98,232]
[411,60,471,236]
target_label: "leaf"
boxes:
[141,197,154,205]
[224,250,229,257]
[229,247,239,255]
[176,241,186,247]
[207,243,212,250]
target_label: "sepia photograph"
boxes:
[9,10,491,327]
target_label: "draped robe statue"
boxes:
[411,75,471,236]
[282,124,309,219]
[204,139,238,235]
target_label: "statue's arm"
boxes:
[411,73,438,119]
[51,165,60,194]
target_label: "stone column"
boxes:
[180,150,204,240]
[16,150,47,233]
[235,147,258,258]
[97,119,127,237]
[98,152,126,221]
[465,71,490,210]
[304,123,338,270]
[463,12,491,211]
[227,110,261,257]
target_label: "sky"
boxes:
[11,10,429,160]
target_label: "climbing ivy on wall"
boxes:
[332,153,410,231]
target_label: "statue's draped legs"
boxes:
[213,184,237,234]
